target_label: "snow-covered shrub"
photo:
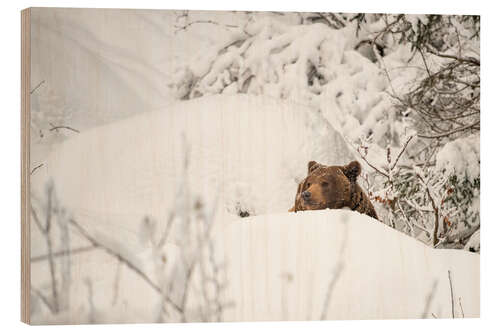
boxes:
[170,13,480,250]
[436,134,480,240]
[169,13,400,143]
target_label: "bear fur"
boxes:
[289,160,378,220]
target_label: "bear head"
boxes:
[295,160,361,211]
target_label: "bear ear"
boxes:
[342,160,361,182]
[308,161,320,174]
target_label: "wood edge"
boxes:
[21,7,31,325]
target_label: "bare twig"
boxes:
[314,13,345,29]
[30,205,46,234]
[49,123,80,134]
[111,260,122,306]
[41,184,59,313]
[157,211,176,249]
[416,173,440,246]
[320,218,348,320]
[32,286,55,314]
[390,136,414,170]
[370,15,404,96]
[459,297,464,318]
[448,270,455,318]
[355,146,389,178]
[426,48,480,66]
[30,80,45,94]
[320,262,345,320]
[418,121,480,139]
[175,20,239,33]
[31,245,97,263]
[179,200,219,321]
[30,163,44,175]
[418,47,432,78]
[397,200,413,236]
[421,280,438,318]
[208,239,223,321]
[85,278,96,323]
[390,136,413,170]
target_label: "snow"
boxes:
[28,9,480,324]
[32,94,354,221]
[218,210,479,321]
[31,209,480,323]
[436,134,480,180]
[30,94,479,324]
[465,229,480,253]
[170,15,430,151]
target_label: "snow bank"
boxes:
[217,210,479,321]
[32,94,352,221]
[31,210,480,323]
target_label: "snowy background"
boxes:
[28,9,480,324]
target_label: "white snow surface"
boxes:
[218,210,479,321]
[31,209,479,323]
[30,95,479,323]
[436,134,480,179]
[33,94,353,222]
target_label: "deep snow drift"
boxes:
[30,95,479,323]
[31,94,353,222]
[218,210,479,321]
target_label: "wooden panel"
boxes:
[21,7,31,325]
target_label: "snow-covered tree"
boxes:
[169,12,480,250]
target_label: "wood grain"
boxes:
[21,7,31,325]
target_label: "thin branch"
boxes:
[320,220,348,320]
[320,262,345,320]
[448,270,455,318]
[175,20,239,33]
[30,205,46,234]
[31,245,97,263]
[31,286,55,314]
[179,202,219,321]
[30,163,44,175]
[370,15,404,96]
[421,280,438,318]
[30,80,45,94]
[329,14,346,28]
[111,260,122,306]
[157,211,176,249]
[426,48,480,66]
[390,136,414,170]
[49,123,80,134]
[418,47,432,78]
[397,200,413,235]
[416,173,440,246]
[355,146,389,178]
[85,278,96,323]
[417,120,479,139]
[43,186,59,313]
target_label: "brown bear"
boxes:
[289,160,378,220]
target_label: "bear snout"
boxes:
[301,191,311,200]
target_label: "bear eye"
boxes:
[321,182,329,187]
[306,182,311,188]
